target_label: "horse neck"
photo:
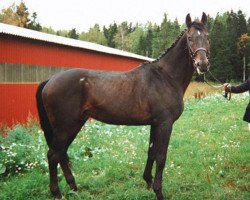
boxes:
[157,32,194,95]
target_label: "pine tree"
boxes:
[152,25,161,58]
[68,28,79,39]
[144,25,153,57]
[103,23,118,48]
[209,14,233,81]
[237,10,247,37]
[27,12,42,31]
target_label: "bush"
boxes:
[0,125,47,176]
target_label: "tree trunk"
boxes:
[243,55,246,82]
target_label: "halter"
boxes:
[189,47,208,59]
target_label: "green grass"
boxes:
[0,94,249,200]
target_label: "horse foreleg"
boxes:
[143,125,156,189]
[153,120,173,200]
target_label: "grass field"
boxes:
[0,84,249,200]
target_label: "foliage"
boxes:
[68,28,79,39]
[0,125,47,176]
[238,33,250,55]
[0,1,41,30]
[103,23,118,48]
[208,11,249,82]
[79,24,107,45]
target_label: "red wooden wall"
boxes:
[0,34,147,127]
[0,83,38,127]
[1,35,141,71]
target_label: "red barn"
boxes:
[0,23,153,127]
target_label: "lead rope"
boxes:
[203,71,231,100]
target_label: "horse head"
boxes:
[186,12,210,74]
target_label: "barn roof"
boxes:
[0,23,153,62]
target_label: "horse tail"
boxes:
[36,80,53,147]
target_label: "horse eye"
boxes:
[188,37,193,43]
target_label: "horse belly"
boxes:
[92,114,151,125]
[88,103,151,125]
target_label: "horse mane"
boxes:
[152,30,187,63]
[150,21,205,64]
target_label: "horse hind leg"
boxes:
[60,153,77,191]
[47,148,62,199]
[47,151,77,199]
[47,136,77,199]
[47,120,86,199]
[59,118,88,191]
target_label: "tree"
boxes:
[0,3,19,26]
[27,12,42,31]
[143,24,154,57]
[225,11,241,80]
[206,14,214,33]
[237,10,247,38]
[68,28,79,39]
[209,14,233,81]
[152,14,181,58]
[103,23,118,48]
[79,24,107,45]
[16,1,29,27]
[0,1,30,28]
[42,26,57,35]
[126,24,145,55]
[114,22,133,51]
[152,25,161,58]
[247,18,250,35]
[238,34,250,81]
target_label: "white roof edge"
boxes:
[0,23,154,62]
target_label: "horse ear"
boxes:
[186,13,192,28]
[201,12,207,25]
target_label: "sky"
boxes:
[1,0,249,32]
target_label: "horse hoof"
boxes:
[146,181,153,190]
[147,183,152,190]
[55,196,65,200]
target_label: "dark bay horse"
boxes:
[36,13,210,200]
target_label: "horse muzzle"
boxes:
[193,58,210,74]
